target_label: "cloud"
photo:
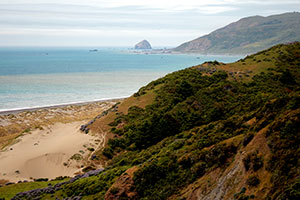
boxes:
[0,0,299,46]
[0,26,207,46]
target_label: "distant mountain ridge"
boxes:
[173,12,300,54]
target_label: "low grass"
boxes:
[90,88,156,134]
[0,178,69,200]
[216,44,285,81]
[0,101,117,149]
[70,153,83,161]
[0,133,21,150]
[118,89,157,114]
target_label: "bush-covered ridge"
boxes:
[2,42,300,200]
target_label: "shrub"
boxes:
[102,147,114,159]
[279,177,300,199]
[246,175,260,187]
[22,128,31,133]
[243,152,263,171]
[70,153,83,161]
[34,178,48,182]
[110,187,119,195]
[243,133,254,146]
[87,147,95,152]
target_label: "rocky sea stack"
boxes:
[134,40,152,49]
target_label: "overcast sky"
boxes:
[0,0,299,47]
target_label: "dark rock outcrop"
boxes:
[105,166,139,200]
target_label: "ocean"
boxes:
[0,47,241,111]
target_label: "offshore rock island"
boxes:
[134,40,152,49]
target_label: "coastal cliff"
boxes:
[1,42,300,200]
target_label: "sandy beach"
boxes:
[0,98,124,116]
[0,99,121,147]
[0,99,122,182]
[0,121,98,182]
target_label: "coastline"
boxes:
[126,48,246,57]
[0,97,127,116]
[0,98,123,182]
[0,98,123,149]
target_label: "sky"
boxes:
[0,0,299,47]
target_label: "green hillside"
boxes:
[1,42,300,200]
[173,12,300,55]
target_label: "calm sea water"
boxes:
[0,47,241,111]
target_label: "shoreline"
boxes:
[0,98,119,179]
[125,49,246,57]
[0,97,127,116]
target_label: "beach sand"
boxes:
[0,121,98,182]
[0,99,122,182]
[0,99,121,148]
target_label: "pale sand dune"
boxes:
[0,121,100,182]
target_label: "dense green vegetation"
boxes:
[104,42,300,199]
[2,42,300,200]
[61,166,129,198]
[0,178,69,200]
